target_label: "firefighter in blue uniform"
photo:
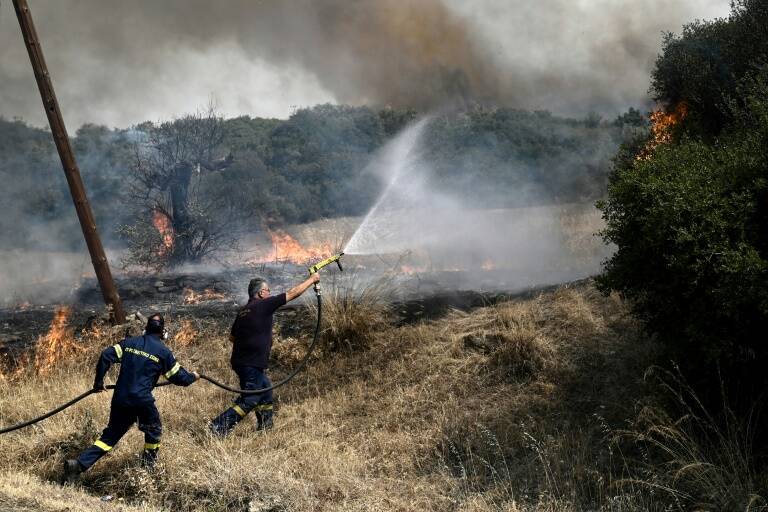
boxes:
[63,313,198,482]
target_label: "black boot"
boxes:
[255,409,274,431]
[141,448,159,469]
[209,407,243,437]
[62,459,82,484]
[208,417,235,437]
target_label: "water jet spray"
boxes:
[343,118,432,256]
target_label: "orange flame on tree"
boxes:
[152,210,174,257]
[34,306,83,374]
[637,102,688,161]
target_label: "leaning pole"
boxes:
[13,0,126,323]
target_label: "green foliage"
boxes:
[425,107,622,206]
[651,0,768,137]
[264,104,388,222]
[599,129,768,364]
[598,0,768,371]
[0,118,131,250]
[3,102,627,259]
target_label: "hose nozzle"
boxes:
[308,252,344,275]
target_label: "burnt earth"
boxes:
[1,261,592,364]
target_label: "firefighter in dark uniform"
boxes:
[63,314,198,482]
[209,273,319,435]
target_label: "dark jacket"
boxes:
[94,334,196,406]
[230,293,287,369]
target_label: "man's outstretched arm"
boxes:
[286,273,320,302]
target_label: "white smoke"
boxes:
[344,118,612,290]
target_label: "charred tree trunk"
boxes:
[169,162,195,263]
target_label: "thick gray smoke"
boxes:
[0,0,729,127]
[0,0,727,304]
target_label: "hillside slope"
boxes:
[0,283,658,511]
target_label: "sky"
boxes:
[0,0,731,128]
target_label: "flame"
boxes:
[0,352,30,383]
[152,210,174,257]
[85,319,106,339]
[481,259,495,271]
[182,287,226,304]
[252,229,334,265]
[400,264,427,274]
[174,319,197,346]
[637,102,688,161]
[34,306,83,374]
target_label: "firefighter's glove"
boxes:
[93,382,106,393]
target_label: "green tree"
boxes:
[598,0,768,379]
[651,0,768,138]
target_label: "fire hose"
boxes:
[0,254,343,435]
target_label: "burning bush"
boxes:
[117,215,175,270]
[120,108,245,269]
[598,1,768,391]
[635,101,687,161]
[251,229,335,265]
[598,80,768,377]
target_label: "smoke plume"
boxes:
[0,0,729,127]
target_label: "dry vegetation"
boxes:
[0,282,762,511]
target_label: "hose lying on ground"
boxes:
[0,292,322,435]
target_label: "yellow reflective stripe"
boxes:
[164,362,181,379]
[113,344,123,360]
[256,404,273,411]
[144,442,160,450]
[232,405,247,417]
[94,440,112,451]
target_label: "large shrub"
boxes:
[598,1,768,376]
[651,0,768,137]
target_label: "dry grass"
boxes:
[613,367,767,511]
[0,282,762,511]
[0,470,152,511]
[309,272,393,353]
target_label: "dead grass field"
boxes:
[0,282,761,511]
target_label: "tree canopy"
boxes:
[1,103,631,263]
[598,0,768,380]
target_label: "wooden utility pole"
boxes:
[13,0,126,323]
